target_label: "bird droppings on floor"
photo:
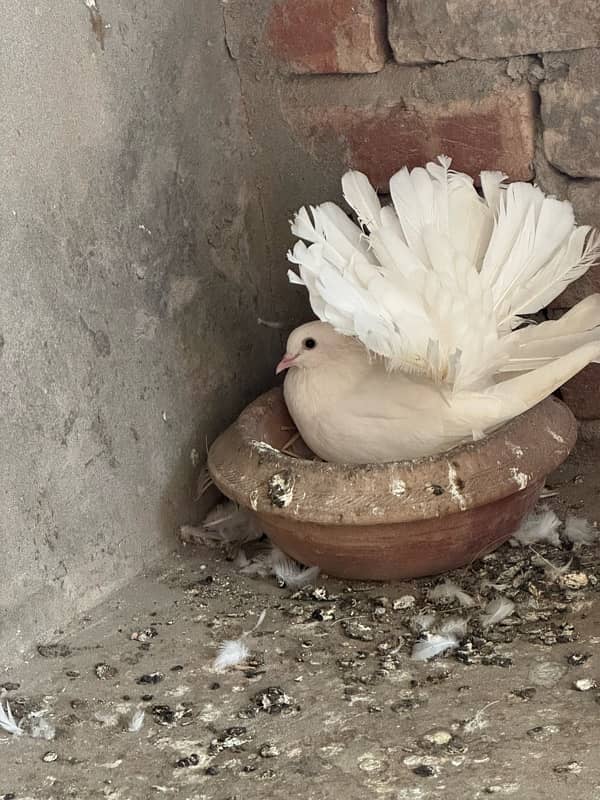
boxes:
[3,456,600,799]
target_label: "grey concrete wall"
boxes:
[0,1,285,663]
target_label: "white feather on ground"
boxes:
[510,508,561,547]
[271,550,320,590]
[429,580,476,607]
[411,632,459,661]
[480,597,515,628]
[213,639,250,672]
[564,515,598,547]
[212,610,267,672]
[128,709,145,733]
[181,502,263,548]
[0,701,23,736]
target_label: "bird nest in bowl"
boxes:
[207,388,577,580]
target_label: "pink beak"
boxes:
[276,353,297,375]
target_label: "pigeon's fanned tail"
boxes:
[287,155,600,396]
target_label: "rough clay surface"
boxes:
[0,2,285,659]
[3,448,600,799]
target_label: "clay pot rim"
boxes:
[208,387,577,526]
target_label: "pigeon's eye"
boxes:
[303,337,317,350]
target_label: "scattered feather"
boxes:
[530,549,573,580]
[462,701,500,734]
[411,632,459,661]
[198,501,263,546]
[128,709,145,732]
[564,515,597,547]
[272,552,320,590]
[510,508,561,547]
[0,701,23,737]
[244,609,267,636]
[480,596,515,628]
[411,611,436,633]
[213,639,250,672]
[437,616,468,639]
[429,580,475,607]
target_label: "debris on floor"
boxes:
[2,458,600,798]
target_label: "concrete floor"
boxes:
[3,452,600,800]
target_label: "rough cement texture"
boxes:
[387,0,600,65]
[541,50,600,179]
[0,1,286,663]
[2,449,600,799]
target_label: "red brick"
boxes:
[267,0,387,74]
[560,364,600,420]
[298,85,535,190]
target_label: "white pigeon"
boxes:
[276,156,600,463]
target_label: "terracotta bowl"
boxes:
[207,388,577,580]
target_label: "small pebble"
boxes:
[42,752,58,763]
[205,766,219,776]
[0,683,20,692]
[573,678,596,692]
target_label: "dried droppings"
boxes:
[393,595,416,610]
[567,652,591,666]
[37,644,71,658]
[243,687,296,718]
[151,705,176,726]
[176,753,200,768]
[510,687,536,701]
[94,663,118,680]
[413,764,437,777]
[259,743,280,758]
[559,572,589,590]
[205,766,220,776]
[527,724,560,741]
[130,628,158,642]
[136,672,164,685]
[342,620,374,642]
[554,761,582,774]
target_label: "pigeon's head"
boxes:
[276,321,348,374]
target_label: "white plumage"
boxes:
[280,156,600,462]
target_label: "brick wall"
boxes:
[224,0,600,422]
